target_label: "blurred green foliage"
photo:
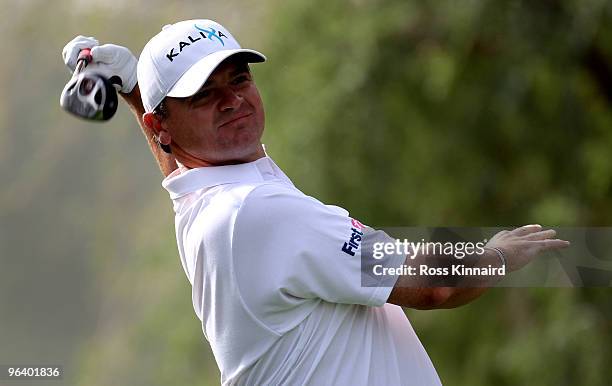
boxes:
[0,0,611,385]
[260,0,612,228]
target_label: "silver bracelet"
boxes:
[488,247,507,268]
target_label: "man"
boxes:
[62,19,569,385]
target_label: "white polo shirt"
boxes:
[162,156,442,386]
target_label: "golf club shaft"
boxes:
[74,48,92,75]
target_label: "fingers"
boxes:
[528,238,571,251]
[521,229,556,241]
[511,224,542,236]
[62,35,99,71]
[91,44,135,64]
[91,44,119,64]
[517,226,569,250]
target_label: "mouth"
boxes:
[219,113,253,128]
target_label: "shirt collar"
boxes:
[162,156,293,200]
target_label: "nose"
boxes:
[218,87,242,112]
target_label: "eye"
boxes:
[191,89,212,103]
[198,89,211,98]
[231,75,250,85]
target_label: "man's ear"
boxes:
[143,112,161,135]
[143,112,171,146]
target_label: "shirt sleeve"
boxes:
[231,184,405,332]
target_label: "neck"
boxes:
[174,144,266,169]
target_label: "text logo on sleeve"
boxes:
[342,219,365,256]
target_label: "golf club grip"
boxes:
[75,48,92,73]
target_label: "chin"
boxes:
[233,124,263,146]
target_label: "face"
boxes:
[155,58,265,167]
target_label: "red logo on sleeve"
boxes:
[351,219,365,230]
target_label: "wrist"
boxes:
[485,247,508,271]
[119,84,142,111]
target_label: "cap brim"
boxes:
[166,49,266,98]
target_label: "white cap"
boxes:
[137,19,266,113]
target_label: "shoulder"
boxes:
[235,183,337,231]
[232,184,358,261]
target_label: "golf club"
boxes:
[60,48,118,121]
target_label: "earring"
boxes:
[154,134,172,154]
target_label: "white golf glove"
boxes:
[62,35,138,94]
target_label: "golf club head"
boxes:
[60,71,118,121]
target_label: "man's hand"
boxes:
[485,224,570,272]
[62,35,138,94]
[61,35,177,176]
[388,224,571,309]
